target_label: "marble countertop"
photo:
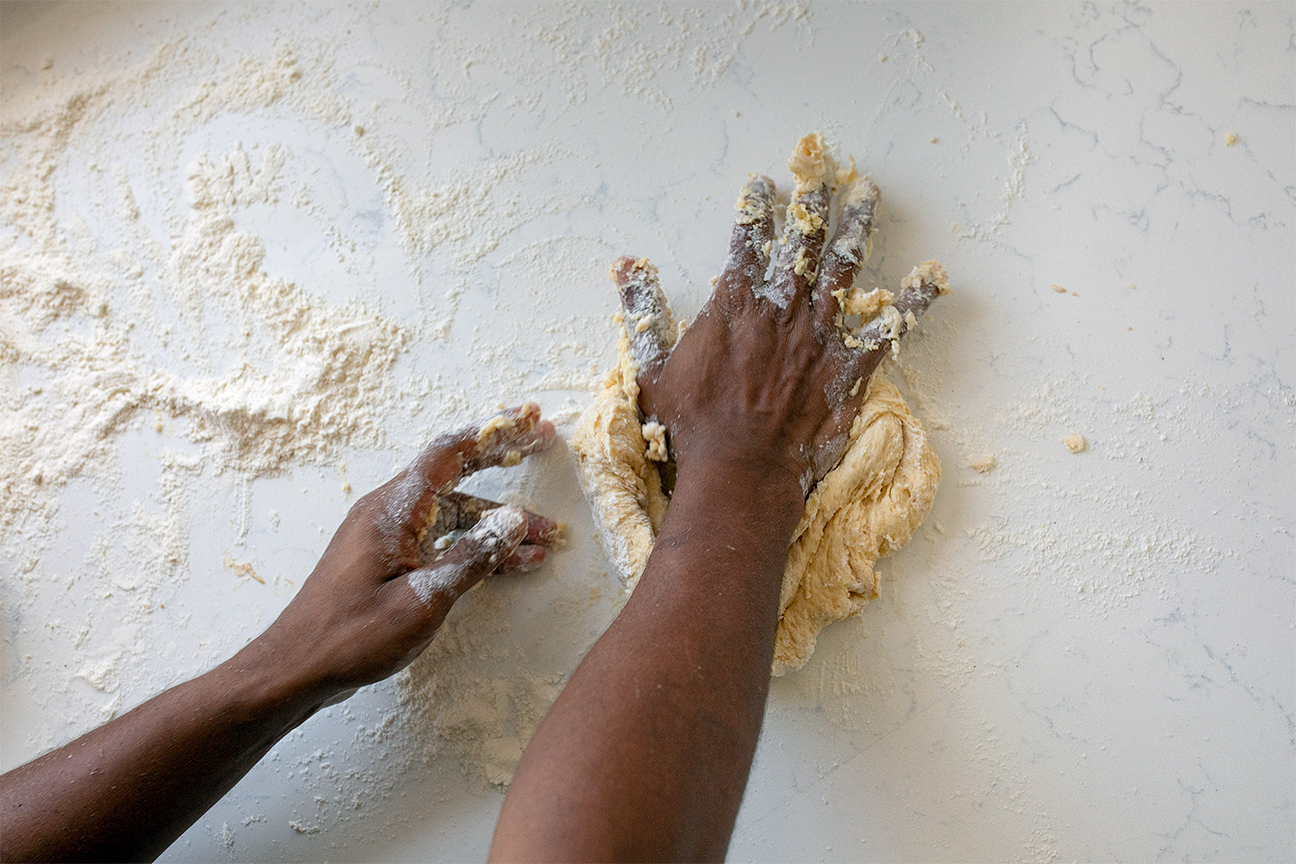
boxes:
[2,2,1291,861]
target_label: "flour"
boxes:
[0,29,475,811]
[0,40,404,544]
[408,506,528,604]
[1,4,828,826]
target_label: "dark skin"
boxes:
[491,166,943,862]
[0,404,560,863]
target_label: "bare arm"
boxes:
[491,453,803,862]
[1,405,558,863]
[492,143,943,861]
[1,636,331,863]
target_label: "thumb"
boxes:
[610,256,676,395]
[403,505,529,605]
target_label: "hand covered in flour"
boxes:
[258,403,560,703]
[613,134,947,497]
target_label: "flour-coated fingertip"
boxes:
[471,504,529,547]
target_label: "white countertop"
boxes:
[2,2,1292,861]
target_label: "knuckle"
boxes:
[349,488,383,521]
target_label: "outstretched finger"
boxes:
[716,174,775,300]
[462,403,557,474]
[768,135,834,306]
[891,261,950,322]
[813,176,881,329]
[812,262,950,483]
[406,402,555,491]
[610,256,676,382]
[845,260,951,389]
[402,505,530,604]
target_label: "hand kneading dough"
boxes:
[569,317,940,676]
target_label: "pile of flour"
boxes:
[0,40,404,539]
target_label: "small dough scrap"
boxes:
[1063,433,1087,453]
[903,259,952,296]
[834,286,893,320]
[570,320,941,675]
[642,421,668,462]
[969,454,997,473]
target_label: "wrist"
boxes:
[670,447,806,542]
[668,413,812,491]
[216,633,332,727]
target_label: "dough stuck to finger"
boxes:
[733,175,774,226]
[787,132,833,195]
[784,132,862,197]
[611,257,677,376]
[471,403,554,469]
[902,259,952,296]
[476,406,531,451]
[833,287,894,329]
[850,260,952,354]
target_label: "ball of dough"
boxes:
[570,333,940,675]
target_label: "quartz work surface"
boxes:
[1,3,1292,861]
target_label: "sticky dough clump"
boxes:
[569,318,941,676]
[786,131,860,197]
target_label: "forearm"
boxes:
[491,456,803,862]
[1,405,558,863]
[0,639,323,863]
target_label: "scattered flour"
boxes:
[0,39,406,542]
[0,1,829,831]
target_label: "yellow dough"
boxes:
[569,319,941,676]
